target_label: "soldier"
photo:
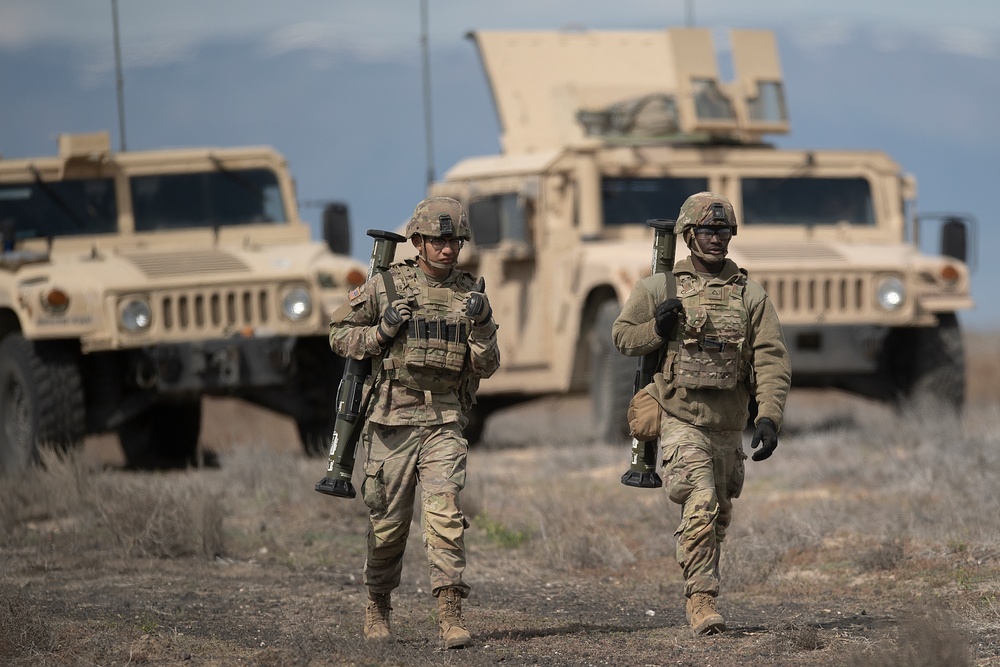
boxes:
[611,192,791,635]
[328,196,499,648]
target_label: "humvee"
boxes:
[428,28,974,443]
[0,131,367,470]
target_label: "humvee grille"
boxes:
[758,273,870,318]
[123,250,250,278]
[154,285,275,333]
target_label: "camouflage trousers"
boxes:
[361,421,470,598]
[660,413,746,597]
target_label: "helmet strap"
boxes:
[416,237,454,272]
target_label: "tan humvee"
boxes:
[427,28,973,443]
[0,131,367,470]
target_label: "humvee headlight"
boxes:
[120,298,152,332]
[281,287,312,321]
[876,277,906,311]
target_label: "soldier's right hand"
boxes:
[377,298,413,342]
[654,297,683,337]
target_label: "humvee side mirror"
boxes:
[323,202,351,256]
[941,216,968,264]
[0,218,15,252]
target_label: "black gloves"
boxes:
[466,278,492,325]
[654,297,683,337]
[377,298,413,342]
[750,417,778,461]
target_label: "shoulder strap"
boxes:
[380,269,399,303]
[640,270,677,302]
[371,270,401,380]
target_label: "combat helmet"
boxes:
[404,196,471,240]
[675,192,738,238]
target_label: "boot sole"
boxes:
[692,616,726,635]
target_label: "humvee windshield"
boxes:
[602,177,708,226]
[0,177,118,239]
[131,168,285,232]
[742,177,874,227]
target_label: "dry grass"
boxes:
[0,585,55,659]
[0,331,999,664]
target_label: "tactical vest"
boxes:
[381,263,472,393]
[671,273,749,390]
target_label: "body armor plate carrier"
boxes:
[381,264,472,393]
[672,274,749,390]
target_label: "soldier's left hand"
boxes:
[466,278,492,325]
[750,417,778,461]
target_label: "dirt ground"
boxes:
[4,361,1000,666]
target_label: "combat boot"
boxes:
[437,587,472,649]
[686,592,726,635]
[363,590,393,641]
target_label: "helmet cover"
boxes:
[675,192,738,237]
[404,196,471,240]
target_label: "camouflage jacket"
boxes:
[612,257,791,431]
[329,259,500,426]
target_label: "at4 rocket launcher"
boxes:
[620,218,676,488]
[315,229,407,499]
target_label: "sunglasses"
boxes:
[693,226,733,241]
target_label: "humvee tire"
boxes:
[888,313,965,412]
[462,405,487,446]
[591,301,633,443]
[290,338,344,457]
[118,401,202,469]
[0,333,85,473]
[296,416,337,459]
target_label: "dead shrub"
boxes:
[853,535,906,573]
[0,585,55,658]
[536,531,634,570]
[771,622,823,651]
[0,449,94,536]
[96,477,224,559]
[844,612,971,666]
[720,534,784,592]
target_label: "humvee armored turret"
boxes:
[429,28,973,443]
[0,131,367,470]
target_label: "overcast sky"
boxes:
[4,1,999,52]
[1,0,999,328]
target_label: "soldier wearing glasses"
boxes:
[612,192,791,635]
[328,196,500,648]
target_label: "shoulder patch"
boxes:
[347,286,366,306]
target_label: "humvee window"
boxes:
[131,168,285,232]
[468,193,527,247]
[0,178,117,239]
[747,81,788,123]
[692,78,736,121]
[602,177,708,226]
[742,177,875,227]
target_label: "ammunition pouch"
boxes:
[403,317,469,375]
[673,337,744,390]
[627,388,662,441]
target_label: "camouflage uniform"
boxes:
[329,207,499,602]
[612,192,791,614]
